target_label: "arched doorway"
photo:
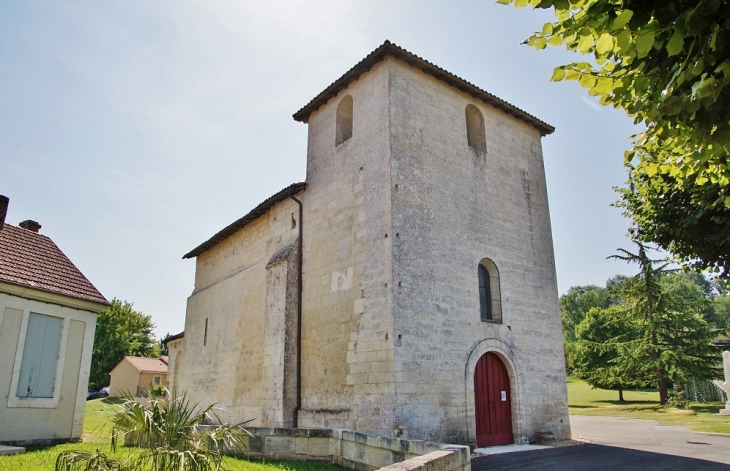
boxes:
[474,352,513,446]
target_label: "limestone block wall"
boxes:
[207,426,470,471]
[298,59,396,433]
[0,293,97,444]
[386,60,569,442]
[177,197,301,426]
[261,235,299,426]
[167,337,183,398]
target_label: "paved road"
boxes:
[571,415,730,465]
[472,415,730,470]
[472,443,727,470]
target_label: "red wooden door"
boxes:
[474,352,513,447]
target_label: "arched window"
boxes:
[336,95,353,146]
[465,104,487,153]
[478,258,502,322]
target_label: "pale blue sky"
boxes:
[1,1,641,337]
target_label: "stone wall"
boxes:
[217,426,470,471]
[175,51,569,443]
[298,59,396,433]
[386,60,569,442]
[176,197,301,427]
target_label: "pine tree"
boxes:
[610,243,718,404]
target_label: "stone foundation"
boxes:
[206,426,470,471]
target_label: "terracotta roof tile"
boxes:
[124,356,168,374]
[0,223,109,306]
[293,40,554,136]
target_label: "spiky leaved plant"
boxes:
[56,390,252,471]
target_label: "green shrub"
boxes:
[56,391,251,471]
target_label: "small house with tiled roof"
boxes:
[0,195,109,445]
[169,41,569,445]
[109,356,169,397]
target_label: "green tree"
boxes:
[89,299,160,389]
[560,277,626,371]
[711,294,730,334]
[611,243,718,404]
[573,305,641,401]
[499,0,730,278]
[560,285,610,343]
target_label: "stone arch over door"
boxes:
[464,339,522,445]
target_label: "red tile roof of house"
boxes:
[124,356,168,374]
[0,223,109,306]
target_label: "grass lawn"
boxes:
[567,377,730,434]
[0,397,344,471]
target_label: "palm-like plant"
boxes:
[56,390,251,471]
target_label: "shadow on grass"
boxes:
[602,400,658,406]
[100,397,126,405]
[690,404,726,414]
[572,400,659,407]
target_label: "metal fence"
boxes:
[686,377,728,402]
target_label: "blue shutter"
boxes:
[16,313,63,398]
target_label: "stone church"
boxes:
[167,41,570,446]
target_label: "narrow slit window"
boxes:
[204,318,208,347]
[466,104,487,153]
[478,259,502,322]
[336,95,353,146]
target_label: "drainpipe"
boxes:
[289,191,303,428]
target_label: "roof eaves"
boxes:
[163,331,185,344]
[0,279,110,308]
[183,182,306,259]
[292,40,554,136]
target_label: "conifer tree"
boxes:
[610,243,718,404]
[573,305,641,402]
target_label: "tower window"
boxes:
[336,95,353,146]
[466,104,487,153]
[478,259,502,322]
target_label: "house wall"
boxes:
[386,60,569,442]
[177,197,301,426]
[109,360,141,397]
[297,59,395,433]
[138,372,168,392]
[0,292,97,444]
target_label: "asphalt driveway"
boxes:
[472,415,730,470]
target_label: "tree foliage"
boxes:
[560,285,611,343]
[559,276,626,371]
[499,0,730,277]
[609,243,718,404]
[574,305,642,401]
[711,294,730,334]
[89,299,160,389]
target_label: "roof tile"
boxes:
[0,224,109,305]
[124,356,168,374]
[293,40,554,136]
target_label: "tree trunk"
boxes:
[658,377,669,405]
[618,386,624,402]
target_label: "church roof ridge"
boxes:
[183,182,306,259]
[292,40,554,136]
